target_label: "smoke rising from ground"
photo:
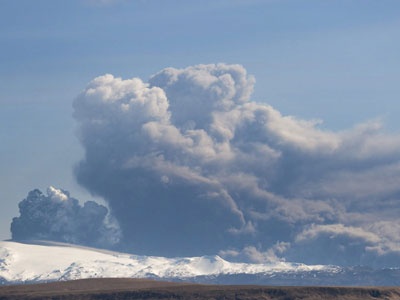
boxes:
[70,63,400,266]
[11,186,121,248]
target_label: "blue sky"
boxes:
[1,0,400,264]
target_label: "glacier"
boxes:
[1,241,399,286]
[0,241,335,282]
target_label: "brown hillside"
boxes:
[0,278,399,300]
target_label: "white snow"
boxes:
[0,241,338,283]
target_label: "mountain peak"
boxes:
[1,241,399,286]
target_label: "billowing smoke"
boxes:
[73,63,400,267]
[11,186,121,248]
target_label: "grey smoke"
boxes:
[72,63,400,267]
[11,186,121,248]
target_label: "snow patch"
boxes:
[0,241,338,283]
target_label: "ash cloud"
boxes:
[11,186,121,248]
[73,63,400,267]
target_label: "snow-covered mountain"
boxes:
[1,241,399,286]
[0,241,334,282]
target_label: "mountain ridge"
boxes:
[1,241,399,286]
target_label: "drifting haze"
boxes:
[11,63,400,268]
